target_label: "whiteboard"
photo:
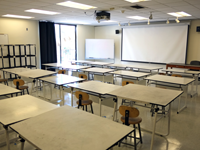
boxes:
[0,34,9,44]
[85,39,114,59]
[122,25,188,64]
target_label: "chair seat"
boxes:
[0,79,8,82]
[76,100,93,105]
[17,86,28,90]
[121,116,142,124]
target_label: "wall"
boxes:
[94,20,200,65]
[0,17,40,68]
[77,25,95,60]
[187,20,200,63]
[95,26,121,63]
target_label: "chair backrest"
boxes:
[190,60,200,66]
[159,73,166,75]
[13,79,25,86]
[171,74,182,77]
[75,91,89,100]
[122,81,134,86]
[119,105,139,118]
[78,74,87,80]
[58,70,66,74]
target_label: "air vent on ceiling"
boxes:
[130,5,145,9]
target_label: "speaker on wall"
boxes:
[115,30,120,34]
[197,26,200,32]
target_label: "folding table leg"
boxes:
[150,105,159,150]
[99,96,102,116]
[4,126,10,150]
[113,98,118,121]
[71,87,74,107]
[20,138,25,150]
[61,85,64,106]
[103,73,105,83]
[177,85,188,114]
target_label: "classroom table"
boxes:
[109,70,151,84]
[162,68,200,97]
[42,63,63,70]
[2,68,31,79]
[67,81,121,116]
[16,69,56,95]
[145,74,195,113]
[106,64,128,69]
[166,63,200,70]
[82,67,115,82]
[0,95,58,150]
[86,61,113,67]
[0,84,22,97]
[108,84,183,150]
[10,105,134,150]
[39,74,85,105]
[126,65,163,73]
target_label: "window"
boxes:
[55,24,76,64]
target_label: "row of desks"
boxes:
[0,95,133,150]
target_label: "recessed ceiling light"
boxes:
[2,14,34,19]
[168,12,191,17]
[127,16,148,20]
[125,0,150,3]
[57,1,97,10]
[25,9,60,15]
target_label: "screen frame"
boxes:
[121,25,189,65]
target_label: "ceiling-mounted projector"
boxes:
[96,11,110,23]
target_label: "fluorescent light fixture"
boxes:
[127,16,148,20]
[25,9,60,15]
[102,20,117,23]
[2,14,34,19]
[125,0,150,3]
[57,1,96,10]
[168,11,191,17]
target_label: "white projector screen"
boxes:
[122,25,188,64]
[85,39,114,59]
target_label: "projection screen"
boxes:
[122,24,188,64]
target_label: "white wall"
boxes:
[77,25,95,60]
[0,17,40,68]
[95,26,121,63]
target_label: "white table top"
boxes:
[86,61,113,65]
[107,64,128,68]
[70,60,92,64]
[108,84,183,106]
[68,81,121,95]
[39,74,84,85]
[162,69,200,75]
[42,63,62,67]
[17,69,56,79]
[0,84,21,96]
[0,95,58,126]
[61,65,90,70]
[42,63,90,70]
[145,74,195,85]
[82,67,114,73]
[110,70,151,78]
[10,105,133,150]
[2,68,31,74]
[126,65,163,70]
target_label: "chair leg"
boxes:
[138,124,143,144]
[133,124,137,150]
[78,105,80,109]
[86,105,87,112]
[26,88,29,95]
[23,90,24,95]
[6,81,8,86]
[83,105,84,110]
[90,104,94,114]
